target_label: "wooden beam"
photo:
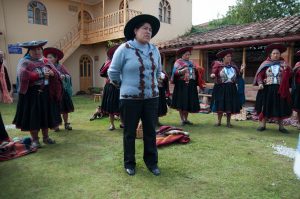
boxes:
[80,0,84,39]
[102,0,104,29]
[242,47,246,79]
[163,53,166,71]
[191,35,300,50]
[289,42,295,67]
[123,0,127,23]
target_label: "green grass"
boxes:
[1,96,300,199]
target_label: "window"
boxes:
[159,0,171,24]
[80,55,92,77]
[28,1,47,25]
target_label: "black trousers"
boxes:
[120,98,158,169]
[0,113,9,142]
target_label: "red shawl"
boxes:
[0,63,13,104]
[99,59,111,78]
[253,57,291,102]
[56,64,70,76]
[171,58,206,88]
[17,57,63,102]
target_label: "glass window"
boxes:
[28,1,47,25]
[158,0,171,24]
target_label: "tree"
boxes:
[210,0,300,26]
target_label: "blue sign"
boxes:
[8,44,22,54]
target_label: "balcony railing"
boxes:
[53,9,142,62]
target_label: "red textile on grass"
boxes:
[0,139,37,161]
[156,125,190,147]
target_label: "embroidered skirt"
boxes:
[211,83,240,114]
[292,84,300,112]
[101,83,120,115]
[158,87,168,117]
[171,79,200,113]
[257,84,292,119]
[13,85,61,131]
[60,90,74,114]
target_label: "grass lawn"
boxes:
[0,96,300,199]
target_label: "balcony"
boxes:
[54,8,142,62]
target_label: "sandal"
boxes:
[64,123,72,130]
[108,125,115,131]
[279,128,289,134]
[184,120,193,125]
[257,126,266,131]
[43,137,56,144]
[32,140,42,148]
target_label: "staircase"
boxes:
[53,23,81,63]
[52,9,142,63]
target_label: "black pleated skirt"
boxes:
[13,85,61,131]
[211,83,240,114]
[255,89,264,114]
[60,91,74,114]
[171,79,200,113]
[101,83,120,115]
[158,87,168,117]
[292,84,300,112]
[258,84,292,119]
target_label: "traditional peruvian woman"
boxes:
[13,40,63,148]
[254,43,292,133]
[210,49,244,128]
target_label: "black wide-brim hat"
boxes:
[124,14,160,41]
[216,48,234,58]
[107,45,120,59]
[43,47,64,61]
[18,40,48,49]
[176,46,193,56]
[265,43,287,54]
[296,50,300,56]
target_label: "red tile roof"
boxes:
[157,15,300,51]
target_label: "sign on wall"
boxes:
[8,44,22,54]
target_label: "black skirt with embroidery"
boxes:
[101,83,120,115]
[292,84,300,112]
[258,84,292,119]
[158,86,168,117]
[211,83,240,114]
[13,85,61,131]
[171,79,200,113]
[60,91,74,114]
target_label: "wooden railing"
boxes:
[53,9,142,61]
[53,23,80,51]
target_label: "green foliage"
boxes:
[211,0,300,26]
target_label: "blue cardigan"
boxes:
[108,39,162,100]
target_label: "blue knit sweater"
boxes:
[108,39,162,100]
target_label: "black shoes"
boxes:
[125,168,135,176]
[279,128,289,134]
[148,167,160,176]
[257,126,266,131]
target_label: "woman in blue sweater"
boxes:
[108,14,161,176]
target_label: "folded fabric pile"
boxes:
[156,126,190,147]
[199,103,211,114]
[0,137,37,161]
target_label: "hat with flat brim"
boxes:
[265,43,286,54]
[43,47,64,61]
[18,40,48,49]
[176,46,193,56]
[216,48,234,58]
[124,14,160,41]
[296,50,300,57]
[107,45,120,59]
